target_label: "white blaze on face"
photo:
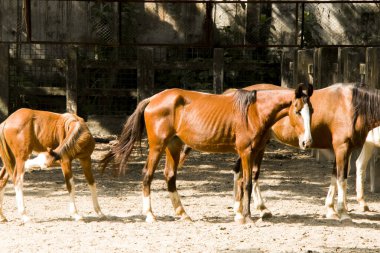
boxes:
[299,102,312,149]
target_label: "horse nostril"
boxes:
[302,141,306,147]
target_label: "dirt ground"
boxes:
[1,139,380,253]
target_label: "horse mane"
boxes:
[352,84,380,133]
[233,89,257,124]
[55,113,84,159]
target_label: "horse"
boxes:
[355,126,380,211]
[101,84,313,223]
[181,83,380,220]
[0,108,105,222]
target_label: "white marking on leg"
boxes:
[143,195,156,223]
[252,180,272,218]
[15,175,29,222]
[337,179,350,220]
[325,176,338,219]
[68,178,82,221]
[88,183,105,218]
[356,142,374,211]
[169,191,191,221]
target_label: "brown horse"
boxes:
[101,84,313,223]
[181,83,380,220]
[0,108,105,222]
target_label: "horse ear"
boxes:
[295,83,304,98]
[306,83,314,97]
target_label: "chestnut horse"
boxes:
[101,84,313,223]
[0,108,105,222]
[181,83,380,220]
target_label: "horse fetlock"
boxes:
[21,214,31,223]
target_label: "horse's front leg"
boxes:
[252,149,272,219]
[325,163,339,219]
[334,145,351,220]
[61,160,82,221]
[79,157,105,218]
[355,142,374,212]
[165,138,191,221]
[14,158,30,223]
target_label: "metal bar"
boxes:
[36,0,380,3]
[300,3,305,48]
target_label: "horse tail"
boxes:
[101,98,151,173]
[54,115,83,160]
[0,122,15,178]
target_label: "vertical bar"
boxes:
[300,3,305,48]
[366,47,380,193]
[0,44,9,121]
[295,3,299,46]
[66,46,78,114]
[137,47,154,101]
[213,48,224,94]
[25,0,31,42]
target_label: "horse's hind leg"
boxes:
[252,149,272,219]
[165,138,191,221]
[79,157,105,218]
[142,144,164,223]
[355,142,374,212]
[0,167,9,222]
[13,158,30,223]
[60,160,82,221]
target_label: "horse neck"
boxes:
[253,91,292,127]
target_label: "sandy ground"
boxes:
[0,139,380,253]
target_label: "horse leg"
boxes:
[79,157,105,218]
[235,151,253,224]
[355,142,374,212]
[334,145,351,220]
[252,149,272,219]
[13,158,30,223]
[164,138,191,221]
[0,167,9,222]
[61,160,82,221]
[232,158,243,217]
[325,162,339,219]
[142,145,164,223]
[178,145,192,169]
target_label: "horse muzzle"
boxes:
[299,137,313,150]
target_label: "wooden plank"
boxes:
[213,48,224,94]
[314,47,338,88]
[11,86,66,96]
[66,47,78,114]
[281,48,297,88]
[0,44,9,121]
[338,47,365,83]
[296,49,314,86]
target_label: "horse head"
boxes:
[289,83,314,150]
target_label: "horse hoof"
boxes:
[145,214,157,223]
[97,212,107,220]
[72,214,84,221]
[181,215,193,222]
[22,215,31,223]
[0,216,8,222]
[244,216,255,224]
[339,213,351,221]
[325,212,339,220]
[362,205,370,212]
[260,210,273,219]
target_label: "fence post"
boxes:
[66,46,78,114]
[213,48,224,94]
[137,47,154,101]
[366,47,380,193]
[0,44,9,121]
